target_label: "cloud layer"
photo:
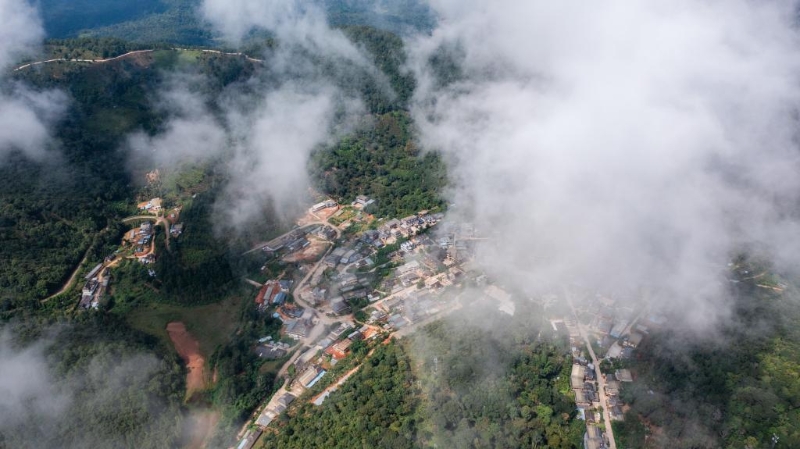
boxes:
[126,0,378,231]
[0,0,67,163]
[409,0,800,331]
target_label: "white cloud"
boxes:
[0,0,66,163]
[409,0,800,332]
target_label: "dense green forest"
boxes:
[260,308,583,449]
[615,263,800,448]
[261,341,419,448]
[1,46,261,311]
[311,111,447,217]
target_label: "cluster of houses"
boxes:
[371,288,459,331]
[255,391,296,428]
[557,291,663,449]
[374,212,443,245]
[262,228,310,254]
[255,280,292,311]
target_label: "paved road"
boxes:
[565,289,617,449]
[13,48,264,72]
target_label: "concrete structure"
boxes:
[571,364,587,390]
[615,369,633,382]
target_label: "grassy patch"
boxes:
[125,293,245,357]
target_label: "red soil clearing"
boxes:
[166,322,206,397]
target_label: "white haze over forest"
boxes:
[407,0,800,333]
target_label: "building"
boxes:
[615,369,633,382]
[85,263,103,281]
[605,379,621,396]
[325,339,353,360]
[82,280,99,297]
[285,319,311,340]
[170,223,184,237]
[140,221,153,235]
[625,332,644,348]
[340,250,358,265]
[400,241,415,252]
[138,197,162,212]
[397,260,420,276]
[574,389,590,408]
[236,429,262,449]
[354,195,375,207]
[609,320,629,338]
[339,273,359,287]
[330,297,351,315]
[311,199,337,212]
[584,425,604,449]
[256,345,287,359]
[298,366,327,389]
[571,364,587,390]
[273,292,287,305]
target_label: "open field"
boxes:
[125,294,245,357]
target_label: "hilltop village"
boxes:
[233,197,663,449]
[237,199,468,444]
[74,190,661,449]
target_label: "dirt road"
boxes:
[166,322,207,398]
[13,48,264,72]
[41,246,92,302]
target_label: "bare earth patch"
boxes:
[167,321,206,397]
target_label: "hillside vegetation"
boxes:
[260,310,583,449]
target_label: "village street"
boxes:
[565,289,617,449]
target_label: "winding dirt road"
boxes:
[41,245,93,302]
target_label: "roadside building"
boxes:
[609,320,629,338]
[606,342,623,358]
[285,319,311,340]
[574,389,590,408]
[584,425,604,449]
[325,339,353,360]
[311,199,337,212]
[615,369,633,382]
[330,297,351,315]
[605,379,621,396]
[625,331,644,348]
[256,345,287,359]
[298,366,327,389]
[85,263,103,281]
[571,364,587,390]
[236,429,262,449]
